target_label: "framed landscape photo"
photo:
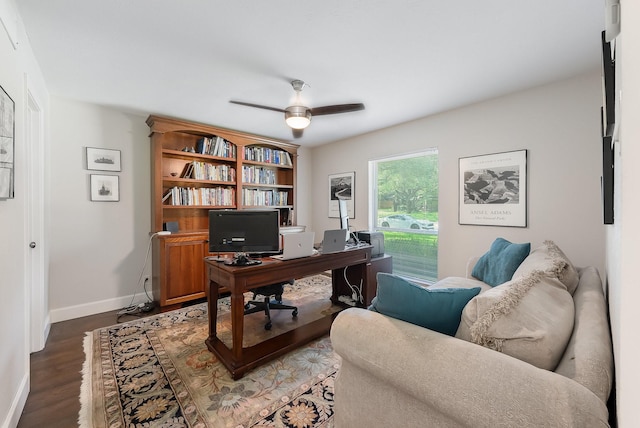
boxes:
[328,171,355,218]
[459,149,527,227]
[0,84,15,199]
[86,147,121,171]
[90,174,120,202]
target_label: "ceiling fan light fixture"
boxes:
[285,105,311,129]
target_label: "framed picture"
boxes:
[328,171,355,218]
[86,147,121,171]
[0,84,15,199]
[602,135,614,224]
[90,174,120,202]
[601,31,616,138]
[459,149,527,227]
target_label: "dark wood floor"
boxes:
[17,309,158,428]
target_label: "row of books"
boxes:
[196,136,236,158]
[163,186,236,206]
[242,165,277,185]
[242,189,289,206]
[244,146,292,166]
[181,161,236,182]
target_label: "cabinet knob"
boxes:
[29,242,36,249]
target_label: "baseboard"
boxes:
[1,371,29,428]
[50,294,144,323]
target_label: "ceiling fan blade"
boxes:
[229,100,286,113]
[310,103,365,116]
[292,128,304,139]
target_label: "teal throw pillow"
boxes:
[472,238,530,287]
[369,273,481,336]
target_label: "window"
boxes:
[370,150,438,283]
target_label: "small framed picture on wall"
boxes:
[86,147,121,171]
[90,174,120,202]
[328,171,355,218]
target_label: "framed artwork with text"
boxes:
[459,150,527,227]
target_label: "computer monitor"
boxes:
[338,199,350,241]
[208,209,280,255]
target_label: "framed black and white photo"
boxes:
[459,149,527,227]
[328,171,355,218]
[86,147,121,171]
[0,84,15,199]
[90,174,120,202]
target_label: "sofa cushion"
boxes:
[456,270,574,370]
[471,238,531,286]
[370,273,481,336]
[431,276,492,293]
[513,240,579,294]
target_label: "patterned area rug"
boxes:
[80,275,340,428]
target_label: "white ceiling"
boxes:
[15,0,604,147]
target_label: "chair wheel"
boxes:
[292,309,298,317]
[265,322,272,330]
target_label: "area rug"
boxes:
[80,274,341,428]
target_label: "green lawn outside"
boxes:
[378,230,439,282]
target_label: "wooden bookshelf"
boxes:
[146,115,299,309]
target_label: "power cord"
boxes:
[342,265,363,304]
[117,231,169,322]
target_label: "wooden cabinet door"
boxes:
[158,235,208,307]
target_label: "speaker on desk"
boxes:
[163,221,179,233]
[356,231,384,258]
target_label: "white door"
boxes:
[25,83,47,352]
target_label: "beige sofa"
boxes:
[330,246,614,427]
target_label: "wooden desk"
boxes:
[205,246,372,380]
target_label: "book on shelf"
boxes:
[180,162,194,179]
[242,165,276,185]
[241,188,289,206]
[244,146,292,166]
[196,136,236,159]
[162,189,172,203]
[166,186,236,206]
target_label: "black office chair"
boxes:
[244,279,298,330]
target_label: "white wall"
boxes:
[48,99,150,321]
[310,71,605,279]
[608,2,640,426]
[0,2,49,426]
[294,145,312,229]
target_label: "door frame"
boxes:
[25,76,48,352]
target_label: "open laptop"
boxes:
[320,229,348,254]
[271,232,316,260]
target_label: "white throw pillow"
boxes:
[513,240,579,295]
[456,270,574,370]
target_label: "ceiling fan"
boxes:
[229,80,365,138]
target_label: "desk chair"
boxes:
[244,279,298,330]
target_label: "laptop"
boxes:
[320,229,348,254]
[271,232,316,260]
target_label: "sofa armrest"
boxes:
[331,308,610,427]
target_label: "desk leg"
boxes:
[230,286,245,361]
[208,279,219,338]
